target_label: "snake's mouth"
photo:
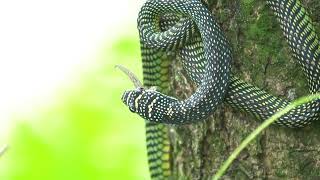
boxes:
[121,90,130,105]
[121,90,137,113]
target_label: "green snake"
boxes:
[117,0,320,179]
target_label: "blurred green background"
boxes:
[0,33,150,180]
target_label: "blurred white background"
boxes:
[0,0,143,138]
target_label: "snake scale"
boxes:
[118,0,320,179]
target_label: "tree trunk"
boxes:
[168,0,320,179]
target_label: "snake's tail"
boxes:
[115,64,144,88]
[141,42,172,179]
[146,122,171,179]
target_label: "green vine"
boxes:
[213,94,320,180]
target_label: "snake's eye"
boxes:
[127,92,138,113]
[128,100,136,113]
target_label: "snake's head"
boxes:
[121,87,179,123]
[121,87,145,113]
[117,64,178,123]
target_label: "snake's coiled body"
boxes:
[120,0,320,179]
[122,0,232,124]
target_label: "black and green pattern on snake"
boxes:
[118,0,320,179]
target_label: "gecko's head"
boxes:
[121,87,145,113]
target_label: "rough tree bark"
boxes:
[167,0,320,179]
